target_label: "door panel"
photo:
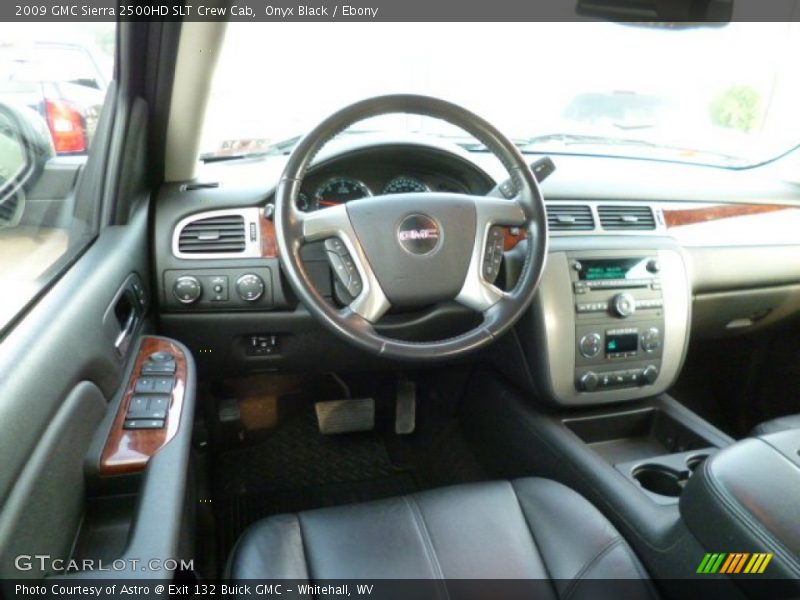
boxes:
[0,382,106,578]
[0,205,150,576]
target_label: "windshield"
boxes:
[201,22,800,167]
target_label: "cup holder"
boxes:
[633,465,686,497]
[686,454,708,472]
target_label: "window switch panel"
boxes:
[126,394,170,420]
[127,395,151,419]
[124,419,165,430]
[134,377,156,393]
[141,360,176,375]
[152,377,174,393]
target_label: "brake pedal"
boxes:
[395,380,416,435]
[315,398,375,434]
[218,397,241,423]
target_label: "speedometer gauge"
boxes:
[315,177,371,207]
[383,176,428,195]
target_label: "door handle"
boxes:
[113,290,140,357]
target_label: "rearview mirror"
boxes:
[576,0,733,23]
[0,102,54,227]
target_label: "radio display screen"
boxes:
[579,258,647,281]
[606,333,638,354]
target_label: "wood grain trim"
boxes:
[502,227,527,251]
[663,203,791,228]
[100,337,187,476]
[260,214,278,257]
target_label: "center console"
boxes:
[528,241,691,405]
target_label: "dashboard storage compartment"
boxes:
[564,407,717,503]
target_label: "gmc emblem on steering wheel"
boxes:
[397,214,441,255]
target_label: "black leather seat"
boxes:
[229,478,656,597]
[751,414,800,436]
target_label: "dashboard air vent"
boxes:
[546,204,594,231]
[598,205,655,230]
[178,214,246,254]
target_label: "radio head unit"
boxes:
[528,247,691,406]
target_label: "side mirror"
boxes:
[0,102,54,227]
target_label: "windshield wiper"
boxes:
[519,133,664,150]
[201,130,387,163]
[518,133,746,165]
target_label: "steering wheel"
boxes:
[274,95,548,361]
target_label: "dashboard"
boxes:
[152,134,800,402]
[279,145,492,212]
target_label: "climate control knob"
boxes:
[236,273,265,302]
[643,365,659,384]
[579,333,602,358]
[612,293,636,318]
[173,275,202,304]
[579,371,599,392]
[641,327,661,352]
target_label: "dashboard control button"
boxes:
[247,334,279,356]
[210,275,228,301]
[646,259,661,273]
[611,293,636,318]
[236,273,265,302]
[579,372,599,392]
[173,275,202,304]
[643,365,659,384]
[641,327,661,352]
[579,333,602,358]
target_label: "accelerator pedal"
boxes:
[315,398,375,434]
[395,380,416,435]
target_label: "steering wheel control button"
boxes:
[325,238,364,299]
[173,275,202,304]
[579,333,602,358]
[236,273,265,302]
[396,214,441,255]
[641,327,661,352]
[612,293,636,318]
[324,237,346,254]
[482,226,505,283]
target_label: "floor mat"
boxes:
[212,406,417,561]
[211,387,486,564]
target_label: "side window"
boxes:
[0,25,115,333]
